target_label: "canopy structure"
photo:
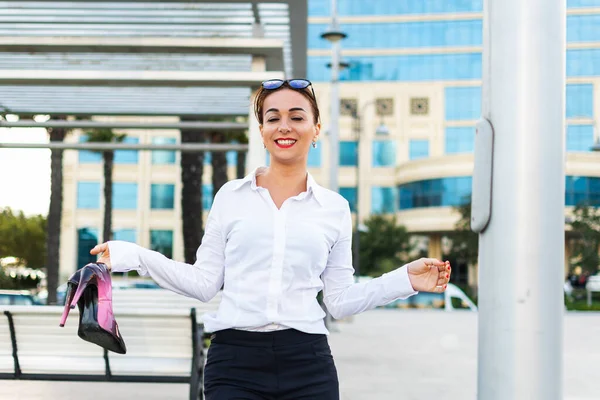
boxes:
[0,0,308,118]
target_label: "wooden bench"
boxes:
[0,305,204,400]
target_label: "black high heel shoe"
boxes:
[59,263,127,354]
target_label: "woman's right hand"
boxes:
[90,242,112,271]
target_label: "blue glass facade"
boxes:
[566,125,595,152]
[371,187,396,214]
[567,49,600,76]
[445,127,475,154]
[113,229,136,243]
[566,176,600,206]
[445,87,481,120]
[308,53,482,82]
[308,0,483,17]
[399,177,472,209]
[150,230,173,259]
[112,183,138,210]
[340,141,358,166]
[78,136,102,164]
[309,20,482,49]
[151,184,175,209]
[566,84,594,118]
[77,228,98,269]
[77,182,100,209]
[409,139,429,160]
[114,137,139,164]
[399,176,600,209]
[152,137,176,164]
[339,187,357,212]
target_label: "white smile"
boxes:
[275,139,297,145]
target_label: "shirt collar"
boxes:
[233,167,324,206]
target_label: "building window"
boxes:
[410,97,429,115]
[150,230,173,259]
[308,1,483,18]
[78,136,102,164]
[566,176,600,206]
[568,14,600,43]
[112,183,138,210]
[114,136,139,164]
[203,184,213,211]
[567,49,600,77]
[152,137,177,164]
[151,184,175,210]
[77,228,98,270]
[445,127,475,154]
[339,187,357,212]
[409,139,429,160]
[77,182,100,209]
[307,143,322,167]
[566,125,594,152]
[308,53,482,82]
[372,140,396,167]
[445,87,481,121]
[399,177,472,209]
[566,84,593,118]
[204,141,239,167]
[371,187,396,214]
[112,229,136,243]
[340,141,358,166]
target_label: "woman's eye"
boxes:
[267,118,279,122]
[291,117,303,121]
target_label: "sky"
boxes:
[0,127,51,216]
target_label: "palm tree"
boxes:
[46,115,69,305]
[84,128,126,244]
[233,130,248,179]
[210,130,229,196]
[180,117,206,264]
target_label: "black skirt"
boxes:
[204,328,340,400]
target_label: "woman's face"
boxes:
[260,88,320,166]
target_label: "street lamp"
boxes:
[321,0,347,194]
[350,101,389,277]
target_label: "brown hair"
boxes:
[253,84,320,125]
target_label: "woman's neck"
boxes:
[260,162,307,192]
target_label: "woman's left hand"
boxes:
[406,258,451,292]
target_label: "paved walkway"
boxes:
[2,310,599,399]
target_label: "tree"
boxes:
[84,128,127,244]
[446,201,479,267]
[0,207,47,269]
[180,118,206,264]
[567,204,600,274]
[45,116,69,304]
[210,130,229,197]
[355,215,413,277]
[233,131,248,179]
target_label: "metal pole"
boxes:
[0,142,248,152]
[328,0,340,193]
[477,0,565,398]
[0,120,247,131]
[353,113,361,277]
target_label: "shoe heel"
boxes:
[70,266,97,310]
[59,283,75,327]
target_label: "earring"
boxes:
[312,141,317,149]
[263,143,266,149]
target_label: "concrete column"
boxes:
[477,0,565,398]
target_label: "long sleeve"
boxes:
[107,193,226,303]
[321,207,418,320]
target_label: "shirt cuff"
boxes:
[107,240,146,274]
[380,264,418,302]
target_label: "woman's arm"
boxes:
[321,207,418,319]
[104,193,227,303]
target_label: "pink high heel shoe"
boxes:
[59,262,126,354]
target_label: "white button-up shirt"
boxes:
[108,167,417,334]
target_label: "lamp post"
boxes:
[350,102,388,277]
[321,0,347,194]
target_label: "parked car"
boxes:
[0,290,40,306]
[380,282,477,311]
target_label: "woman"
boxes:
[90,78,452,399]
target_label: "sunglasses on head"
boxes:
[261,79,316,100]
